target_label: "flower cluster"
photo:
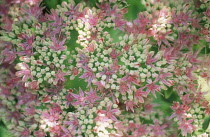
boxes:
[0,0,210,136]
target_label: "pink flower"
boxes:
[54,69,67,83]
[122,73,140,87]
[44,110,59,121]
[100,67,116,82]
[65,3,83,20]
[185,67,196,79]
[95,103,120,124]
[181,94,192,104]
[64,115,79,131]
[100,103,120,121]
[7,111,23,125]
[203,7,210,19]
[146,52,159,67]
[150,120,167,136]
[110,49,121,59]
[144,103,156,114]
[72,67,79,76]
[83,9,99,27]
[85,87,100,104]
[124,100,136,112]
[113,16,127,31]
[66,93,74,106]
[86,43,95,52]
[50,125,62,136]
[133,124,149,136]
[2,45,16,64]
[145,79,161,98]
[171,8,192,27]
[119,81,129,95]
[1,16,13,31]
[163,47,179,63]
[114,122,125,136]
[94,81,106,90]
[46,9,63,26]
[18,33,35,47]
[49,37,66,51]
[51,103,63,113]
[94,113,110,123]
[17,92,37,106]
[34,130,47,137]
[19,127,30,137]
[134,13,150,28]
[79,66,95,87]
[5,71,20,88]
[156,71,174,86]
[15,63,32,81]
[23,106,36,115]
[159,8,170,18]
[179,119,195,136]
[61,126,74,137]
[176,30,192,47]
[0,85,11,98]
[96,2,111,15]
[169,102,190,120]
[154,31,172,46]
[78,53,89,65]
[127,121,137,132]
[26,80,39,90]
[188,51,200,64]
[111,60,120,71]
[191,18,201,28]
[16,34,35,56]
[70,88,87,106]
[21,1,44,18]
[135,88,148,103]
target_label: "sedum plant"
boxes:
[0,0,210,136]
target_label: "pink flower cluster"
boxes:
[0,0,210,136]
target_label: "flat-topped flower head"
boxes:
[0,0,209,136]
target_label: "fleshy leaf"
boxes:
[164,87,174,99]
[202,116,210,131]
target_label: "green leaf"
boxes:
[125,0,146,21]
[43,0,59,9]
[64,76,87,91]
[164,87,174,99]
[0,126,13,137]
[203,116,210,131]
